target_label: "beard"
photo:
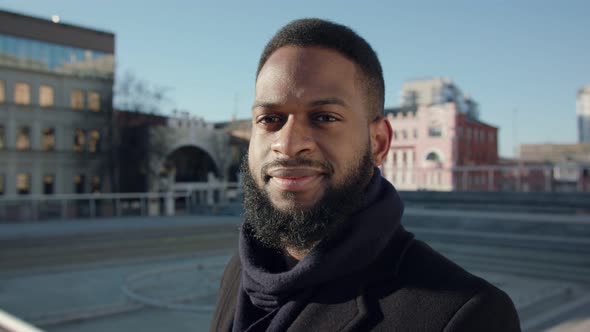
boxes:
[241,146,374,251]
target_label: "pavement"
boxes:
[0,253,233,331]
[2,207,588,242]
[1,210,589,331]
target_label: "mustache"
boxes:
[261,158,334,179]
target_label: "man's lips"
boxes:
[266,168,325,191]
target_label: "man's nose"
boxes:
[271,116,315,157]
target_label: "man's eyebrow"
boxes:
[252,101,276,110]
[252,98,349,110]
[307,98,349,108]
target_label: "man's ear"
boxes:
[369,117,392,166]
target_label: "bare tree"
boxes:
[114,72,170,114]
[105,72,171,192]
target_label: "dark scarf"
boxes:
[233,169,404,332]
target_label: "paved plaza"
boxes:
[1,210,589,332]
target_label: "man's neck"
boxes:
[283,246,312,269]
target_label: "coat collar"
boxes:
[287,228,414,331]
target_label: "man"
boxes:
[210,18,521,332]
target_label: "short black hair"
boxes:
[256,18,385,120]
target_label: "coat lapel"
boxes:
[288,291,373,332]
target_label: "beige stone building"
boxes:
[0,10,115,195]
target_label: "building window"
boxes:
[393,130,398,140]
[91,176,101,193]
[393,151,397,163]
[402,130,408,140]
[402,151,407,164]
[0,80,5,103]
[413,128,418,139]
[466,128,472,140]
[43,175,55,195]
[17,173,30,195]
[428,127,442,137]
[88,91,100,112]
[39,85,54,107]
[73,129,86,152]
[14,82,31,105]
[17,126,31,150]
[71,90,85,110]
[489,132,495,142]
[74,174,85,194]
[0,125,4,150]
[426,152,441,162]
[42,128,56,151]
[88,129,101,152]
[0,174,4,195]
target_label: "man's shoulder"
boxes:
[374,238,520,331]
[209,253,241,332]
[400,238,483,286]
[222,253,242,280]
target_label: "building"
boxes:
[113,110,246,193]
[577,84,590,143]
[0,10,115,196]
[401,77,480,119]
[520,143,590,164]
[519,143,590,192]
[382,78,499,191]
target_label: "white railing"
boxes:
[0,309,45,332]
[383,164,590,193]
[0,182,242,222]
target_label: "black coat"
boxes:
[209,227,521,332]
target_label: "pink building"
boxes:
[381,102,498,191]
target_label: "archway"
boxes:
[164,145,219,182]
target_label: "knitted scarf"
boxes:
[233,169,404,332]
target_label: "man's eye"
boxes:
[257,115,283,124]
[314,114,337,122]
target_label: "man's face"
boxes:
[249,46,374,212]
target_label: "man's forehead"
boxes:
[257,46,358,80]
[254,46,360,103]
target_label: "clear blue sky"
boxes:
[2,0,588,157]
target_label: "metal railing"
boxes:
[383,164,590,193]
[0,182,242,222]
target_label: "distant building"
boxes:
[0,10,115,196]
[382,102,498,191]
[577,84,590,143]
[383,78,498,191]
[214,118,252,142]
[113,110,245,193]
[401,77,480,119]
[519,143,590,192]
[519,143,590,164]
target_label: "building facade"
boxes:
[382,78,498,191]
[0,10,114,196]
[113,110,246,193]
[400,77,480,118]
[577,84,590,143]
[519,143,590,192]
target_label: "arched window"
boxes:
[426,152,440,162]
